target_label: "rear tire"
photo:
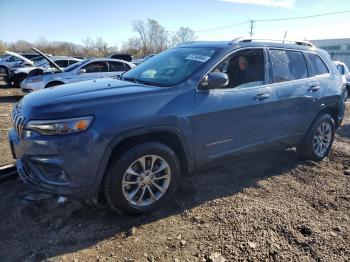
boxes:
[0,66,8,78]
[103,142,180,215]
[296,114,335,161]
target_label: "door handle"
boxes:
[308,85,320,92]
[255,93,270,101]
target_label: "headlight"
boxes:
[25,116,94,136]
[29,77,43,83]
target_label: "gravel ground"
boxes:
[0,85,349,262]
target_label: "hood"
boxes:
[13,66,37,74]
[31,47,63,73]
[5,51,34,65]
[21,78,162,118]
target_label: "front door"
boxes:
[72,61,109,83]
[193,48,275,164]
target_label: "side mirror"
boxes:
[78,69,86,74]
[199,72,229,90]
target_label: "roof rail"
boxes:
[229,37,314,47]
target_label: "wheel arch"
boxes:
[45,80,65,88]
[94,126,195,197]
[313,104,340,129]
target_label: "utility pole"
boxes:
[283,30,288,43]
[248,20,255,37]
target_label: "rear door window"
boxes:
[269,49,308,83]
[54,60,69,68]
[82,61,108,73]
[306,53,329,76]
[69,60,79,66]
[109,61,126,72]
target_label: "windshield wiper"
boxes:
[122,76,170,87]
[123,76,140,84]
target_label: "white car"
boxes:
[9,56,81,87]
[21,55,135,92]
[0,51,34,76]
[334,61,350,100]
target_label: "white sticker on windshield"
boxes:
[185,54,211,62]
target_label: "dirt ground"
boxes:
[0,82,23,166]
[0,85,349,262]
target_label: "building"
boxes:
[311,38,350,68]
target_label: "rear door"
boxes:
[265,49,322,146]
[54,60,69,69]
[107,61,128,77]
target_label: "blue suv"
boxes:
[8,38,345,215]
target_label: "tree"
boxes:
[0,40,7,54]
[81,36,95,57]
[132,18,169,56]
[95,37,109,57]
[171,27,196,46]
[8,40,32,53]
[121,37,141,57]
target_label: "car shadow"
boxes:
[336,124,350,140]
[0,96,22,103]
[0,147,304,260]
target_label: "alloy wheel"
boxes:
[313,122,332,157]
[122,155,171,206]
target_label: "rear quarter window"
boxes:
[306,53,329,76]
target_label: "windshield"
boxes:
[35,59,49,66]
[63,60,87,72]
[122,47,219,86]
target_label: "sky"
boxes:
[0,0,349,47]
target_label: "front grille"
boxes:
[12,102,25,138]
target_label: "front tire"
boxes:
[0,66,8,78]
[103,142,180,215]
[13,73,27,88]
[296,114,335,161]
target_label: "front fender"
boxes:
[92,125,194,197]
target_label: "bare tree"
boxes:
[171,27,197,46]
[0,21,197,59]
[132,19,169,56]
[0,40,8,54]
[108,43,119,54]
[81,36,95,57]
[95,37,109,57]
[121,37,141,57]
[8,40,32,53]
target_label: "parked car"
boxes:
[9,38,345,215]
[0,51,34,77]
[108,53,133,62]
[19,53,42,60]
[334,61,350,100]
[21,54,135,92]
[0,53,11,61]
[8,56,81,87]
[132,54,156,65]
